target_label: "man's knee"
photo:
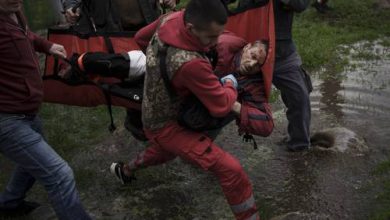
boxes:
[213,152,249,185]
[283,84,310,110]
[42,161,76,190]
[57,163,75,183]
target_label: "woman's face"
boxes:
[239,42,267,75]
[0,0,23,14]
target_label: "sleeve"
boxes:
[173,59,238,118]
[79,52,132,79]
[215,31,247,74]
[236,77,274,136]
[63,0,81,10]
[134,18,160,51]
[218,31,247,54]
[237,102,273,136]
[29,31,53,54]
[281,0,310,12]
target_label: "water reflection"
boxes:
[319,75,344,121]
[255,40,390,219]
[313,41,390,128]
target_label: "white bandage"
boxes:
[128,50,146,79]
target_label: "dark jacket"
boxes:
[273,0,309,59]
[0,13,52,114]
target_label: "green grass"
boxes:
[39,104,126,159]
[370,160,390,220]
[294,0,390,72]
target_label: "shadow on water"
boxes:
[246,39,390,219]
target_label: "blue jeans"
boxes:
[0,113,91,220]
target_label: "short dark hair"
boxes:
[184,0,228,30]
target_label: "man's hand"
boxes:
[231,101,241,115]
[220,74,238,88]
[49,43,67,59]
[65,7,81,24]
[159,0,177,9]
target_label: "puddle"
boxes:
[247,39,390,219]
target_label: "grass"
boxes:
[370,160,390,220]
[39,104,126,157]
[293,0,390,72]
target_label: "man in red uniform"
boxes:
[109,0,262,219]
[59,16,272,219]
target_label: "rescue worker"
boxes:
[0,1,91,219]
[111,0,260,219]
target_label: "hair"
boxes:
[252,40,269,52]
[184,0,228,30]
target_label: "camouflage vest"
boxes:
[142,35,206,130]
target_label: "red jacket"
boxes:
[0,13,52,114]
[215,32,273,136]
[135,11,237,118]
[135,12,272,136]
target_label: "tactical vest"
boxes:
[142,35,205,130]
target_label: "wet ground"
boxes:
[1,39,389,220]
[67,39,389,220]
[253,39,390,219]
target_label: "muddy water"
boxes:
[239,40,390,219]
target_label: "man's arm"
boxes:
[63,0,81,24]
[173,59,238,118]
[281,0,310,12]
[134,18,161,51]
[29,31,53,54]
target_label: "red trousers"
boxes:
[129,122,260,220]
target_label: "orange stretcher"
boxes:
[43,0,275,110]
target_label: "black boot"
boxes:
[0,200,41,217]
